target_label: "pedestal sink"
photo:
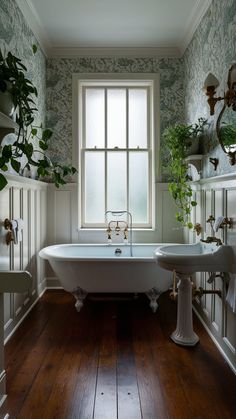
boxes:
[155,242,235,346]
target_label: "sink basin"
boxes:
[155,242,236,274]
[155,241,236,347]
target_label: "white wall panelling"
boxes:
[47,182,183,245]
[0,174,47,341]
[190,174,236,373]
[0,173,235,373]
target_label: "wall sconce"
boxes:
[203,65,236,116]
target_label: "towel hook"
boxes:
[4,218,14,245]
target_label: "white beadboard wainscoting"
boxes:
[0,174,47,342]
[0,174,236,374]
[47,182,183,245]
[185,173,236,373]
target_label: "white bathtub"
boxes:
[39,243,173,312]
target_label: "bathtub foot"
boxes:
[146,288,161,313]
[72,287,87,312]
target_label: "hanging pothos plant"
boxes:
[163,118,206,229]
[0,45,76,190]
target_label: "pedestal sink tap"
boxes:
[155,242,235,346]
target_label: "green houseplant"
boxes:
[0,46,76,190]
[163,118,206,229]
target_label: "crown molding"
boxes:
[15,0,211,59]
[48,46,181,59]
[15,0,51,56]
[180,0,213,55]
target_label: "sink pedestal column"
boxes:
[171,273,199,346]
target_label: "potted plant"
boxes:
[163,118,206,229]
[0,46,76,190]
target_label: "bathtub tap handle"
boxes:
[107,226,112,243]
[124,227,128,243]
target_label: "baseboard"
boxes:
[193,306,236,375]
[46,277,62,288]
[4,286,47,345]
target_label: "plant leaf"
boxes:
[32,44,37,54]
[0,173,8,190]
[2,145,12,159]
[42,129,53,141]
[31,128,37,136]
[39,141,48,150]
[11,158,21,173]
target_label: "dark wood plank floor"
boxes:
[5,290,236,419]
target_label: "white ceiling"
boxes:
[16,0,212,56]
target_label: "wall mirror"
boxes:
[204,63,236,165]
[216,64,236,165]
[216,101,236,165]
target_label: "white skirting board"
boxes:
[193,307,236,375]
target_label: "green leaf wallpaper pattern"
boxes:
[46,56,184,181]
[1,0,236,180]
[183,0,236,178]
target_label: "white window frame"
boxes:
[72,73,160,231]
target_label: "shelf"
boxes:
[0,111,18,142]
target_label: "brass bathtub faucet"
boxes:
[106,220,128,241]
[105,210,133,256]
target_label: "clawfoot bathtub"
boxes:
[39,243,173,312]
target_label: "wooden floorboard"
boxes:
[117,303,142,419]
[5,290,236,419]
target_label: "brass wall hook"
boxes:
[193,223,202,236]
[219,217,233,229]
[4,218,14,245]
[4,218,12,230]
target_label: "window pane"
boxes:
[129,152,149,223]
[84,152,105,223]
[107,89,126,148]
[129,89,147,148]
[107,152,127,211]
[85,89,105,147]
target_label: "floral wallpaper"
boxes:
[2,0,236,180]
[183,0,236,178]
[0,0,46,131]
[46,57,184,181]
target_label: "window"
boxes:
[75,75,159,229]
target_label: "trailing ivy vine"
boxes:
[163,118,206,229]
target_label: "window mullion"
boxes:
[126,88,129,215]
[82,87,86,148]
[147,86,151,225]
[81,87,86,226]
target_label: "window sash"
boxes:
[80,82,154,228]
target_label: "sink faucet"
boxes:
[200,236,223,246]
